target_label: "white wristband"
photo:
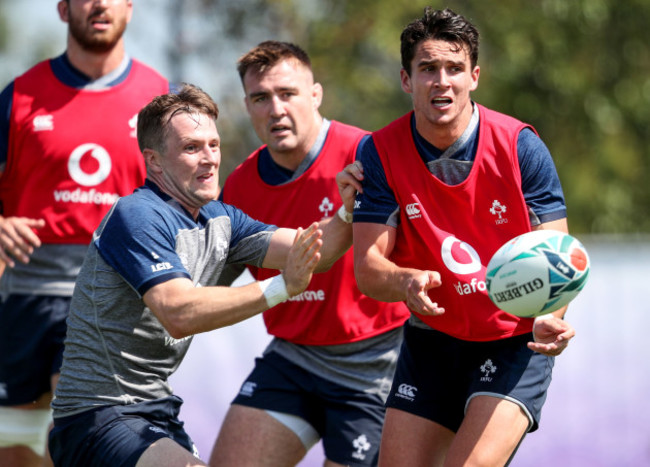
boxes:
[259,275,289,308]
[534,313,556,324]
[337,205,353,224]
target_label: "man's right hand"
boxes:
[0,216,45,267]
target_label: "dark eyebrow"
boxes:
[248,90,269,100]
[417,58,466,68]
[248,86,299,100]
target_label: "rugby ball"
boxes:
[485,230,590,318]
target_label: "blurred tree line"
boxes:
[1,0,648,235]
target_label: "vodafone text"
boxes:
[287,289,325,302]
[453,277,487,296]
[53,188,119,205]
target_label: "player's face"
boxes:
[155,112,221,218]
[59,0,132,53]
[243,59,323,163]
[401,39,480,147]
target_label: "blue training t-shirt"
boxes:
[52,179,277,416]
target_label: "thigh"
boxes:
[0,295,69,405]
[378,408,454,467]
[447,395,529,466]
[210,404,306,467]
[137,437,205,467]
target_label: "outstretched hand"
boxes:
[282,223,323,297]
[528,314,575,356]
[405,270,445,316]
[0,216,45,267]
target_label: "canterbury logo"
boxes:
[395,383,417,401]
[405,203,421,219]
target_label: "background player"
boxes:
[0,1,171,465]
[343,7,576,466]
[211,41,409,466]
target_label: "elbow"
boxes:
[354,260,377,299]
[150,305,194,340]
[165,322,192,340]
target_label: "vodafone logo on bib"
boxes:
[441,237,481,274]
[68,143,112,186]
[441,236,488,297]
[53,143,119,206]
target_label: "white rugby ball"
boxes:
[485,230,590,318]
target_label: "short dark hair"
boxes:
[401,7,480,74]
[237,40,311,82]
[137,83,219,154]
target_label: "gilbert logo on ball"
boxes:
[485,230,590,318]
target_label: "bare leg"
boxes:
[378,408,455,467]
[445,395,529,466]
[210,405,307,467]
[136,438,206,467]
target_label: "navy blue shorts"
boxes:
[0,294,69,405]
[49,396,198,467]
[386,323,554,433]
[232,351,385,466]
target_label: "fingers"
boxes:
[405,270,444,316]
[529,317,575,356]
[337,162,364,194]
[346,160,364,182]
[0,217,45,267]
[284,224,323,296]
[527,339,569,357]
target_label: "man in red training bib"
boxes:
[341,7,577,466]
[212,41,409,467]
[0,2,171,464]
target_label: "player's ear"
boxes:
[126,1,134,24]
[470,65,480,92]
[57,0,69,23]
[143,148,163,174]
[400,68,413,94]
[312,82,323,110]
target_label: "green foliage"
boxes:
[256,0,650,234]
[2,0,647,233]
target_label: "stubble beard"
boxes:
[68,15,127,54]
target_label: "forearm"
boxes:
[355,254,417,302]
[144,279,272,339]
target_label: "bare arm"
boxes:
[262,215,352,274]
[353,221,444,315]
[143,225,322,339]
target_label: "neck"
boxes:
[268,151,307,172]
[417,104,474,151]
